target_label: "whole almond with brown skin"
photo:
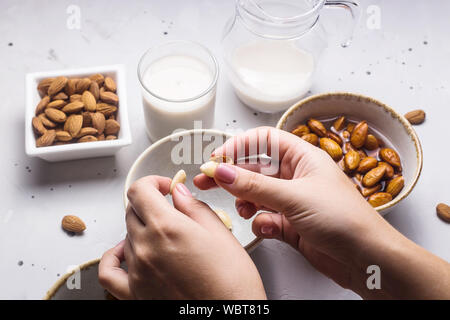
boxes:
[368,192,392,207]
[76,127,98,138]
[36,130,56,147]
[386,175,404,197]
[379,148,401,168]
[38,114,56,128]
[64,114,83,137]
[82,91,97,112]
[45,108,66,123]
[405,109,425,125]
[65,78,79,96]
[70,94,82,102]
[32,117,47,135]
[104,77,117,92]
[357,156,378,173]
[35,96,50,115]
[82,112,92,127]
[100,91,119,105]
[48,76,68,97]
[62,101,84,113]
[362,166,386,187]
[62,215,86,233]
[47,100,67,109]
[52,92,68,101]
[320,138,343,161]
[75,78,91,93]
[291,124,310,137]
[333,116,346,131]
[344,150,360,171]
[436,203,450,223]
[109,115,115,120]
[307,119,327,137]
[301,133,318,146]
[326,131,343,146]
[89,73,105,86]
[89,81,100,101]
[78,135,98,143]
[96,103,117,116]
[91,112,105,134]
[350,120,368,148]
[364,134,379,150]
[361,184,382,197]
[105,119,120,135]
[378,162,394,179]
[97,134,105,141]
[346,123,355,133]
[38,78,54,96]
[56,131,72,142]
[106,135,117,140]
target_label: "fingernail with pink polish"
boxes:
[215,164,236,184]
[176,183,192,197]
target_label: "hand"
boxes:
[99,176,266,300]
[194,127,399,296]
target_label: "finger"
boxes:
[213,163,297,213]
[126,175,174,224]
[251,212,300,249]
[98,240,133,300]
[125,205,146,243]
[235,198,258,219]
[193,173,218,190]
[171,183,232,233]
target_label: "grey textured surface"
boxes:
[0,0,448,299]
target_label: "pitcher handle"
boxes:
[324,0,361,48]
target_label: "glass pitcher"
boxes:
[222,0,360,113]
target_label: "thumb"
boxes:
[171,183,231,233]
[213,164,294,213]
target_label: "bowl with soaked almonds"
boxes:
[277,92,423,214]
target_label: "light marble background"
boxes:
[0,0,448,299]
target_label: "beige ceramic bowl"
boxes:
[276,92,423,214]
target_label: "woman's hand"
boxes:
[99,176,266,300]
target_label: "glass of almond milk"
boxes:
[222,0,360,113]
[138,41,218,141]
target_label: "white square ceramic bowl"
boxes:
[25,65,132,162]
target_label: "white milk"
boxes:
[228,40,314,113]
[141,55,216,141]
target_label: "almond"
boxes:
[62,101,85,113]
[45,108,66,123]
[82,111,92,127]
[96,103,117,116]
[368,192,392,207]
[104,119,120,135]
[436,203,450,223]
[169,169,187,194]
[379,148,401,168]
[37,78,54,96]
[344,150,360,171]
[52,92,68,101]
[70,94,82,102]
[104,77,117,92]
[89,73,105,86]
[100,91,119,105]
[346,123,355,133]
[82,91,97,112]
[97,134,105,141]
[357,157,378,173]
[65,78,79,96]
[362,166,386,187]
[48,76,68,97]
[344,142,356,153]
[320,138,343,161]
[333,116,346,131]
[291,124,310,137]
[64,114,83,137]
[360,184,382,197]
[36,130,56,147]
[35,96,50,115]
[307,119,327,137]
[378,162,394,179]
[364,134,379,150]
[32,117,47,135]
[75,78,91,93]
[61,215,86,233]
[405,109,425,125]
[76,127,98,138]
[105,135,117,140]
[301,133,318,146]
[326,131,343,146]
[385,175,404,197]
[47,99,67,109]
[357,149,367,160]
[342,130,350,139]
[38,114,56,128]
[78,135,98,143]
[89,81,100,101]
[350,120,368,148]
[56,130,73,142]
[91,112,106,134]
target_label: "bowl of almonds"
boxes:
[277,92,423,214]
[25,65,132,162]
